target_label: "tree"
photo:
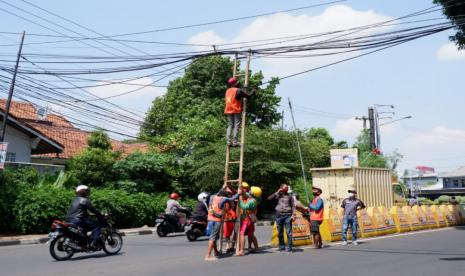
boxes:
[141,56,281,151]
[353,130,388,168]
[87,129,112,150]
[434,0,465,49]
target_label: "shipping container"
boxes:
[311,167,394,209]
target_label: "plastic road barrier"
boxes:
[440,205,457,226]
[430,205,448,227]
[270,210,312,247]
[390,206,411,233]
[320,208,343,242]
[420,205,439,229]
[402,206,426,231]
[357,208,377,238]
[412,205,432,229]
[448,204,464,225]
[368,206,397,236]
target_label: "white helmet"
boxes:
[76,185,89,192]
[198,192,209,202]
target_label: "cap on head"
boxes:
[250,186,262,198]
[312,186,322,194]
[241,182,250,190]
[348,189,357,194]
[228,77,238,86]
[170,192,180,200]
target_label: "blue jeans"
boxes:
[342,216,358,242]
[276,215,292,251]
[68,218,101,244]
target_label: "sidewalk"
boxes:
[0,220,273,247]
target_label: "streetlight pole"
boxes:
[0,31,25,142]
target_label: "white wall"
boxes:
[4,126,32,163]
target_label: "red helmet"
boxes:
[228,77,238,86]
[170,193,180,200]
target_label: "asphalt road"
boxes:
[1,226,464,276]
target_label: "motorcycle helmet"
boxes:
[198,192,209,202]
[76,185,90,197]
[170,192,180,200]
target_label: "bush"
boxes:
[14,185,74,234]
[435,195,451,204]
[68,148,116,187]
[0,167,41,232]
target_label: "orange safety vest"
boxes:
[208,195,224,222]
[310,196,324,222]
[224,88,242,114]
[223,201,237,222]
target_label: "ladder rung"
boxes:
[228,161,240,164]
[227,179,239,183]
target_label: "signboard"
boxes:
[330,148,358,168]
[0,142,7,170]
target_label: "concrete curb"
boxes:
[0,221,274,247]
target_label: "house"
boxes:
[401,166,439,190]
[0,102,64,169]
[440,167,465,189]
[1,99,149,166]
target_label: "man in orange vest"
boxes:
[224,77,254,147]
[308,187,324,249]
[205,189,240,261]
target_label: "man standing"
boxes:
[205,189,239,261]
[236,183,258,256]
[341,190,366,246]
[267,184,295,252]
[308,187,324,249]
[224,77,253,147]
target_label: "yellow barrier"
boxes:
[458,204,465,225]
[420,205,439,229]
[430,205,448,227]
[412,205,433,229]
[448,204,464,225]
[320,208,343,242]
[270,210,312,247]
[368,206,397,236]
[402,206,426,231]
[357,208,377,238]
[390,206,411,233]
[440,205,457,226]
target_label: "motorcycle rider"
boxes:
[165,192,189,226]
[192,192,210,222]
[66,185,105,249]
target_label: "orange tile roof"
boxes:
[2,99,149,159]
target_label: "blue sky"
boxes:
[0,0,464,174]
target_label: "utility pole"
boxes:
[288,98,309,203]
[355,116,368,130]
[0,31,25,143]
[368,107,376,150]
[281,110,284,129]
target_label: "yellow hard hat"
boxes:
[241,182,250,189]
[250,186,262,198]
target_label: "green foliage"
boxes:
[434,0,465,49]
[68,148,117,187]
[354,130,388,168]
[0,167,41,231]
[141,56,281,152]
[113,151,171,193]
[289,177,313,206]
[435,195,451,204]
[417,197,434,205]
[14,185,74,233]
[87,129,112,150]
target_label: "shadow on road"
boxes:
[439,257,465,261]
[67,252,124,261]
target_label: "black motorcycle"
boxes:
[185,216,207,241]
[48,215,123,261]
[155,208,192,237]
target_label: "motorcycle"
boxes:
[155,208,192,237]
[185,216,207,241]
[48,215,123,261]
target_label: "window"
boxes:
[453,180,459,187]
[5,152,15,162]
[462,179,465,187]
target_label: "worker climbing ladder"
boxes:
[219,52,252,254]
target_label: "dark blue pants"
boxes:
[68,218,101,244]
[276,214,292,251]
